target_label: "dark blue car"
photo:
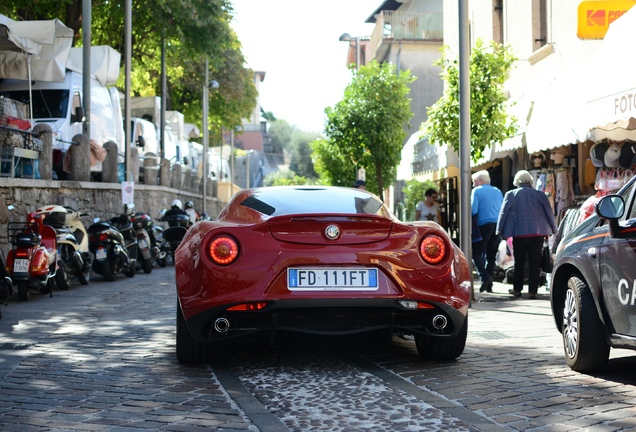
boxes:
[551,176,636,372]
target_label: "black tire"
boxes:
[176,303,212,364]
[100,259,116,282]
[141,257,153,274]
[55,260,72,290]
[157,255,167,268]
[415,316,468,361]
[562,275,610,372]
[77,261,90,285]
[17,280,28,301]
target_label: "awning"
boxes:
[583,6,636,142]
[525,75,588,153]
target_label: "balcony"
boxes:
[369,11,443,61]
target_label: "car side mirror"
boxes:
[596,195,625,238]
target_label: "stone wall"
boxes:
[0,178,227,254]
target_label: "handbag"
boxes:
[540,240,553,273]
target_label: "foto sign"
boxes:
[577,1,636,39]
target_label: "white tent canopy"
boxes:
[583,6,636,141]
[0,15,73,82]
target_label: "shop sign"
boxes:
[577,0,636,39]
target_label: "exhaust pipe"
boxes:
[214,318,230,333]
[432,314,448,330]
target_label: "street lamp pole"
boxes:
[202,60,209,215]
[202,60,219,216]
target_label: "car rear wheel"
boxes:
[176,303,213,364]
[415,316,467,361]
[562,275,610,372]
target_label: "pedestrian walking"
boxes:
[471,170,503,293]
[415,188,442,223]
[497,170,557,299]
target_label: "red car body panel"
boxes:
[174,186,471,345]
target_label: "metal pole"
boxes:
[160,38,166,160]
[124,0,132,181]
[82,0,91,139]
[202,59,209,215]
[458,0,472,263]
[355,37,360,70]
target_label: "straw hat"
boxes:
[529,151,545,168]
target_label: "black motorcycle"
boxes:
[150,217,169,267]
[87,207,137,281]
[159,209,190,261]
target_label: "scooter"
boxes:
[130,211,155,274]
[35,205,92,289]
[87,206,136,281]
[6,207,58,301]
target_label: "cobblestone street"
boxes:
[1,268,636,431]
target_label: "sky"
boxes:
[230,0,377,133]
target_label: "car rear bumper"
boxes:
[183,298,468,344]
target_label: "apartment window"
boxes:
[493,0,504,44]
[532,0,547,51]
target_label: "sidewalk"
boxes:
[472,275,551,303]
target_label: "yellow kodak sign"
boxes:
[577,0,636,39]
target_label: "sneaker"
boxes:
[508,289,522,298]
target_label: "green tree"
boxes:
[264,170,309,186]
[289,131,319,179]
[320,60,415,195]
[0,1,257,132]
[422,39,518,162]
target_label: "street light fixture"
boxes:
[339,32,360,70]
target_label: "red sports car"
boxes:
[174,186,472,364]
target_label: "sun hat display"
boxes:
[529,151,545,168]
[604,142,621,167]
[590,141,609,168]
[619,141,636,168]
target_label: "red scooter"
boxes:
[6,208,58,301]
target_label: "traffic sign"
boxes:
[577,0,636,39]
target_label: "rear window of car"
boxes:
[240,187,393,217]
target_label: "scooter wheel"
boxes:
[157,256,167,268]
[55,261,72,290]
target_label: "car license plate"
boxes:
[96,247,107,260]
[138,239,148,249]
[287,268,378,291]
[13,259,29,273]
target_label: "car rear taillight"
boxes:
[208,235,239,265]
[420,235,446,264]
